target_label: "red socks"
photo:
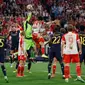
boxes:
[64,66,70,78]
[52,65,56,74]
[21,66,24,76]
[64,65,81,78]
[17,65,21,74]
[41,47,45,54]
[17,65,24,76]
[76,65,81,76]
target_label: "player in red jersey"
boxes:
[61,24,85,83]
[32,32,47,57]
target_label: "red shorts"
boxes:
[32,33,38,40]
[18,55,26,61]
[63,54,80,63]
[39,37,44,43]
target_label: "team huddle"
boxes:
[0,5,85,83]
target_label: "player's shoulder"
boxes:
[73,32,79,37]
[73,32,78,34]
[62,32,68,37]
[55,32,62,36]
[78,31,85,35]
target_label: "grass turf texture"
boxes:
[0,62,85,85]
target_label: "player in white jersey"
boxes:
[61,24,85,83]
[32,20,40,33]
[17,30,27,77]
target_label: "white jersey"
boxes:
[32,21,45,33]
[32,21,40,33]
[62,32,80,54]
[18,34,25,56]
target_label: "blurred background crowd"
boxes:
[0,0,85,34]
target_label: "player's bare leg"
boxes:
[64,63,70,82]
[17,60,24,77]
[74,62,85,83]
[39,38,48,58]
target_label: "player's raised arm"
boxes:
[26,12,32,22]
[26,4,33,22]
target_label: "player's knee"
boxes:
[0,63,4,66]
[64,63,69,66]
[21,63,24,66]
[59,59,63,64]
[19,60,22,64]
[40,42,44,47]
[76,62,80,66]
[53,61,57,65]
[53,57,57,63]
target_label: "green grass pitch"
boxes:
[0,62,85,85]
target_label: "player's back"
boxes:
[79,31,85,49]
[63,32,79,54]
[50,32,62,50]
[10,31,19,43]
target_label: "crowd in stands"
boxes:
[0,0,85,36]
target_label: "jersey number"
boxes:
[0,39,4,47]
[68,37,73,49]
[80,36,85,45]
[52,36,60,44]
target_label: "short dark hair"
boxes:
[60,28,66,34]
[67,24,73,32]
[53,25,60,33]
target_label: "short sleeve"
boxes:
[76,34,80,41]
[62,35,65,42]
